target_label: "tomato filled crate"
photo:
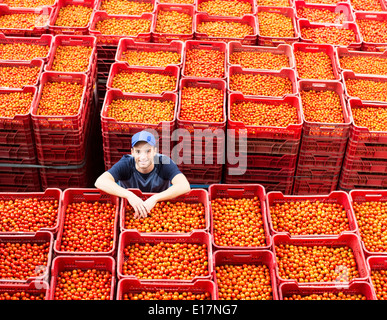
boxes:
[89,11,153,45]
[266,191,359,238]
[294,1,354,24]
[298,80,352,138]
[119,188,210,234]
[292,42,341,81]
[115,38,184,68]
[0,231,54,284]
[116,278,216,300]
[208,184,272,251]
[181,40,227,80]
[272,233,369,286]
[298,19,362,49]
[228,66,298,98]
[355,12,387,52]
[213,250,279,300]
[0,59,44,89]
[117,230,213,282]
[278,281,376,300]
[0,280,51,300]
[195,13,257,45]
[53,188,120,256]
[0,188,62,235]
[227,42,296,71]
[0,5,52,37]
[48,0,98,35]
[366,256,387,300]
[94,0,156,14]
[31,72,91,133]
[195,0,257,16]
[48,255,116,300]
[257,6,300,47]
[152,4,195,43]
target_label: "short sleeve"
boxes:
[157,154,182,181]
[107,155,133,182]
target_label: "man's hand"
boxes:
[143,195,158,214]
[127,193,148,219]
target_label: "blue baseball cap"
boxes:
[131,131,156,147]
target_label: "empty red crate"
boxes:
[116,278,216,300]
[35,141,88,164]
[48,255,116,300]
[53,188,120,256]
[340,168,387,188]
[117,230,213,282]
[266,191,358,237]
[298,19,362,49]
[293,175,339,195]
[48,0,97,35]
[0,59,44,89]
[226,152,298,169]
[295,1,354,23]
[0,128,34,145]
[208,183,272,250]
[299,135,348,154]
[279,281,376,300]
[227,41,296,70]
[119,188,210,233]
[182,40,227,80]
[292,42,341,81]
[177,77,227,132]
[89,11,153,45]
[0,164,40,186]
[355,12,387,52]
[196,0,257,16]
[342,155,387,173]
[0,33,53,63]
[0,5,52,37]
[299,80,351,138]
[213,250,279,300]
[0,231,54,284]
[0,280,50,300]
[31,72,90,132]
[345,138,387,159]
[257,6,300,47]
[195,13,257,45]
[152,4,195,43]
[228,66,298,98]
[178,163,223,184]
[228,93,303,140]
[273,233,369,285]
[0,188,62,234]
[297,150,344,168]
[115,38,184,68]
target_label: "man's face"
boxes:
[131,141,157,172]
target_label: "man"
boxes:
[95,130,191,219]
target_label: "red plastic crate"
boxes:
[152,4,195,43]
[31,72,90,132]
[0,5,52,37]
[279,281,376,300]
[117,230,213,282]
[196,0,257,16]
[106,62,179,94]
[299,80,351,138]
[352,0,387,12]
[35,141,88,164]
[89,11,153,45]
[228,93,303,140]
[213,250,279,300]
[295,163,342,179]
[54,188,120,256]
[0,59,44,89]
[39,164,91,190]
[119,188,210,233]
[195,13,257,45]
[182,40,227,80]
[95,0,156,14]
[297,150,344,168]
[295,0,354,23]
[336,47,387,76]
[293,175,339,195]
[227,41,295,70]
[0,165,41,191]
[0,281,50,300]
[228,66,298,98]
[367,256,387,299]
[0,33,53,63]
[208,183,272,250]
[292,42,341,81]
[226,152,298,169]
[177,77,227,132]
[299,134,348,154]
[343,70,387,104]
[298,19,362,49]
[0,127,34,145]
[266,191,358,237]
[223,175,294,194]
[224,165,295,180]
[178,163,223,184]
[257,6,300,47]
[273,233,369,286]
[49,255,116,300]
[342,155,387,173]
[116,278,216,300]
[0,231,54,284]
[355,12,387,52]
[0,188,62,235]
[345,138,387,159]
[48,0,97,35]
[115,38,183,68]
[44,35,97,75]
[340,168,387,188]
[349,190,387,256]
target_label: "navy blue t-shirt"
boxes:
[107,153,182,192]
